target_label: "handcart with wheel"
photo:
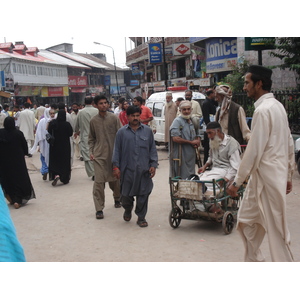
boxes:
[168,176,245,234]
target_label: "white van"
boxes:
[146,88,206,145]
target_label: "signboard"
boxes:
[104,75,111,85]
[205,37,238,73]
[130,80,139,86]
[148,43,163,64]
[245,37,275,51]
[110,85,126,95]
[41,86,69,97]
[172,43,191,56]
[68,76,87,87]
[0,71,5,88]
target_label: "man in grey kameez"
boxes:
[112,105,158,227]
[169,100,201,179]
[75,97,98,178]
[89,95,121,219]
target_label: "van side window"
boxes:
[153,102,163,117]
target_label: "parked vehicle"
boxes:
[293,135,300,174]
[146,88,206,145]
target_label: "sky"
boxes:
[2,0,293,71]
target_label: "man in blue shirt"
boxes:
[112,106,158,227]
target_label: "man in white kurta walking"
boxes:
[18,102,36,155]
[227,65,295,262]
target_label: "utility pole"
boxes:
[162,37,168,90]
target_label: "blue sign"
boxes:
[206,37,237,62]
[0,71,5,88]
[104,75,111,85]
[205,37,238,73]
[130,80,139,86]
[148,43,162,64]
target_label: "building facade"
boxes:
[0,42,128,107]
[126,37,298,98]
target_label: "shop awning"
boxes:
[0,91,13,98]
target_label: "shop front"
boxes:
[68,75,88,105]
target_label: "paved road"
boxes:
[8,146,300,262]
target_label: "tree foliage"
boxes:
[221,58,252,92]
[270,37,300,82]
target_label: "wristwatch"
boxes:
[232,182,238,187]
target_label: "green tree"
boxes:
[222,58,252,92]
[270,37,300,85]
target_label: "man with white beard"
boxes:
[198,121,241,193]
[169,100,201,179]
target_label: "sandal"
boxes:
[52,176,60,186]
[136,219,148,228]
[123,210,132,222]
[96,211,104,219]
[114,201,121,208]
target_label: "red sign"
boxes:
[175,44,190,55]
[48,87,64,97]
[68,76,87,87]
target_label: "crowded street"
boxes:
[8,145,300,262]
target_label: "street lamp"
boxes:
[94,41,120,97]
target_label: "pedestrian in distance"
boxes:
[30,108,56,181]
[184,89,203,131]
[118,99,130,126]
[0,117,36,209]
[201,89,218,163]
[74,97,98,178]
[89,95,122,219]
[164,92,177,147]
[214,84,251,146]
[227,65,295,262]
[112,105,158,227]
[133,96,153,125]
[18,102,36,156]
[47,110,73,186]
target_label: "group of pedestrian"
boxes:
[84,94,158,227]
[0,64,295,261]
[167,65,295,262]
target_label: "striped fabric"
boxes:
[0,186,26,262]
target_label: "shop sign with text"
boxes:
[68,76,87,87]
[148,43,162,64]
[205,37,237,73]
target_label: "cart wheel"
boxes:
[169,208,182,228]
[222,211,234,234]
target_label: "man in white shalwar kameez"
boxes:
[18,102,36,154]
[228,65,294,262]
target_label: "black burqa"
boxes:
[0,117,35,204]
[48,110,73,184]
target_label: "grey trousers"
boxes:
[93,180,120,212]
[84,160,95,177]
[121,193,150,220]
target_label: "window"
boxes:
[153,102,163,117]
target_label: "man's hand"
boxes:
[227,183,239,197]
[113,167,120,179]
[286,181,292,194]
[191,139,200,148]
[90,154,94,161]
[149,167,156,179]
